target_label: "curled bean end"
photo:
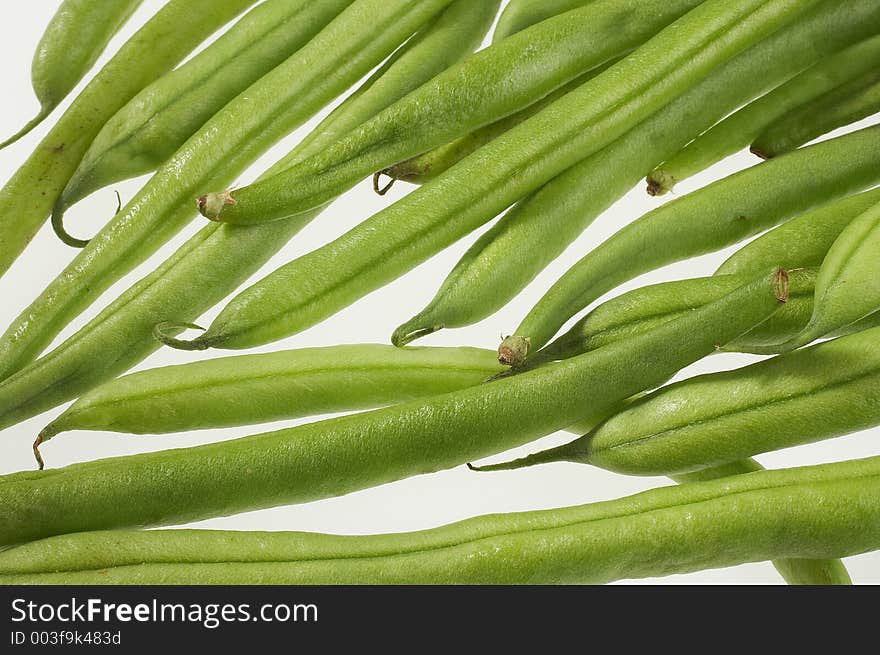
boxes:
[198,190,237,221]
[372,171,396,196]
[497,335,531,367]
[49,203,91,249]
[390,317,443,347]
[32,434,46,471]
[0,108,51,151]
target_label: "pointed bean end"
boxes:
[750,145,772,160]
[153,321,213,351]
[391,319,442,347]
[198,190,236,221]
[32,434,46,471]
[372,171,396,196]
[498,335,530,367]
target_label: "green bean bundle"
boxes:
[0,0,452,385]
[0,0,259,277]
[0,271,787,546]
[502,125,880,365]
[0,0,486,433]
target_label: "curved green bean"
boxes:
[53,0,355,243]
[0,0,450,384]
[493,0,597,43]
[198,0,718,224]
[717,188,880,276]
[648,34,880,195]
[36,345,501,462]
[391,2,880,346]
[1,0,144,150]
[479,327,880,478]
[784,199,880,348]
[169,0,813,353]
[0,0,259,278]
[2,455,876,584]
[502,125,880,366]
[0,271,787,545]
[752,70,880,159]
[0,0,481,430]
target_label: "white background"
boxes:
[1,1,878,584]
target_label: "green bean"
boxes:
[391,2,880,346]
[784,200,880,348]
[478,327,880,480]
[502,125,880,366]
[0,271,787,545]
[1,0,144,150]
[2,455,876,584]
[717,188,880,276]
[648,34,880,195]
[378,60,622,189]
[199,0,717,224]
[35,345,502,463]
[668,460,850,586]
[53,0,355,241]
[493,0,597,42]
[0,0,450,384]
[751,70,880,159]
[169,1,814,354]
[0,0,478,429]
[531,269,818,367]
[0,0,259,278]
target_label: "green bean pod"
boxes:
[751,70,880,159]
[479,327,880,479]
[53,0,356,238]
[2,455,877,585]
[35,345,502,459]
[378,60,621,189]
[668,460,850,586]
[532,269,817,367]
[391,2,880,346]
[0,0,259,278]
[492,0,597,42]
[0,271,788,546]
[648,34,880,195]
[170,0,815,353]
[1,0,144,150]
[717,188,880,276]
[0,0,484,431]
[785,199,880,347]
[502,124,880,365]
[0,0,452,385]
[198,0,721,224]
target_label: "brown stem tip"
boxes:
[198,190,236,220]
[33,435,45,471]
[498,335,531,367]
[772,267,790,303]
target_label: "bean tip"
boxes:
[372,171,395,196]
[772,268,790,303]
[498,335,530,367]
[198,190,236,221]
[32,434,45,471]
